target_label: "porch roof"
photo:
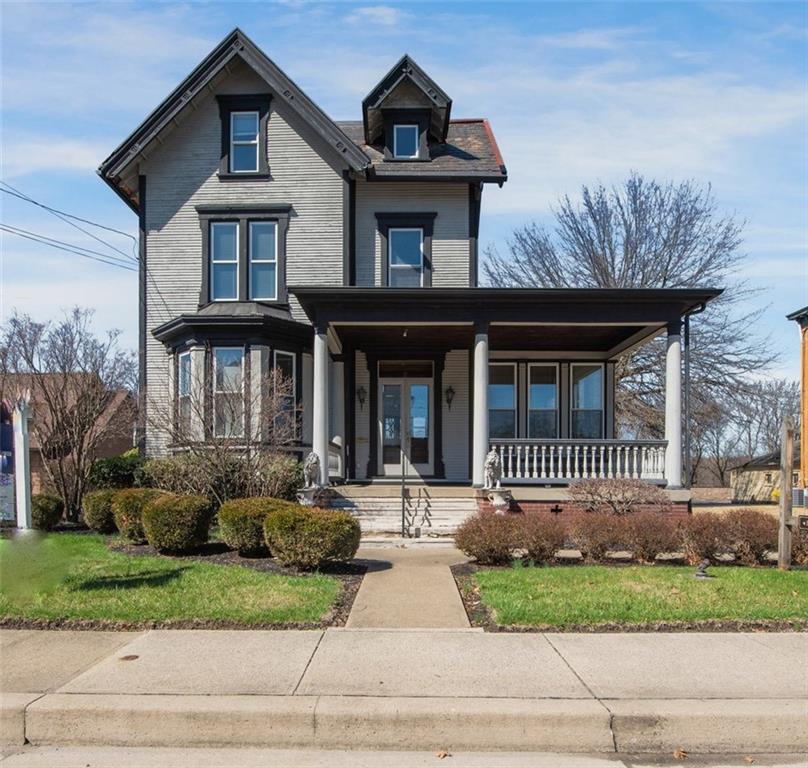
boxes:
[290,286,722,357]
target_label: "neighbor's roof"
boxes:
[336,119,507,183]
[733,446,800,472]
[786,305,808,324]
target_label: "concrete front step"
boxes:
[20,694,808,754]
[330,495,477,534]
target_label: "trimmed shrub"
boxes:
[112,488,166,544]
[568,477,671,516]
[677,514,729,565]
[792,528,808,566]
[31,494,64,531]
[724,509,778,566]
[263,506,360,570]
[89,449,144,490]
[622,511,678,563]
[82,489,118,533]
[570,512,625,562]
[253,454,303,501]
[517,512,565,564]
[218,497,299,555]
[454,512,516,565]
[142,494,215,553]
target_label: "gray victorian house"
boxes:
[100,29,720,532]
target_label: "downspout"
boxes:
[683,302,707,488]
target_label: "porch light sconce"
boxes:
[445,386,455,409]
[356,385,367,411]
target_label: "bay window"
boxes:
[571,363,604,439]
[488,363,516,438]
[213,347,244,438]
[273,350,297,439]
[177,351,191,438]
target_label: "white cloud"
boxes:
[1,138,110,178]
[536,27,645,50]
[345,6,410,27]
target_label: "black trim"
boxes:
[343,173,356,285]
[374,212,437,287]
[216,94,271,178]
[468,183,481,287]
[382,109,431,161]
[197,206,291,306]
[345,345,356,480]
[137,174,147,454]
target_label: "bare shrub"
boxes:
[454,513,516,565]
[569,512,625,562]
[723,509,777,566]
[621,511,678,563]
[792,529,808,566]
[677,514,729,565]
[516,512,565,564]
[567,478,670,516]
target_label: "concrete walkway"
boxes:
[347,544,471,628]
[1,628,806,754]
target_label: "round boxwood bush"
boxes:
[82,489,119,533]
[218,497,299,556]
[454,512,516,565]
[263,506,360,570]
[31,493,64,531]
[112,488,166,544]
[142,494,215,553]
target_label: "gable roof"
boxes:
[361,54,452,144]
[337,118,507,182]
[733,445,800,472]
[787,305,808,325]
[99,28,370,211]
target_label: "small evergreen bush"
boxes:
[218,497,299,555]
[454,512,516,565]
[112,488,166,544]
[263,506,360,570]
[517,512,565,564]
[142,494,215,553]
[82,489,118,533]
[31,494,64,531]
[89,449,144,489]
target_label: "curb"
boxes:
[20,694,808,753]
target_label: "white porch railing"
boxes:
[490,439,667,484]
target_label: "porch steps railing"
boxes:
[490,439,667,483]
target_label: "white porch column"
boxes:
[664,320,683,488]
[472,321,489,486]
[13,395,32,529]
[312,323,330,487]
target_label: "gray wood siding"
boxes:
[141,63,344,454]
[354,179,470,287]
[442,349,470,480]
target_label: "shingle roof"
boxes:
[335,119,507,182]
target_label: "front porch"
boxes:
[292,287,720,493]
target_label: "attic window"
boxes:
[230,112,259,172]
[393,125,419,158]
[216,94,271,179]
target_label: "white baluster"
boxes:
[607,445,613,477]
[531,445,538,478]
[573,445,580,478]
[599,446,605,479]
[632,446,639,478]
[499,445,505,477]
[540,445,546,478]
[516,445,523,478]
[505,445,512,478]
[565,446,571,479]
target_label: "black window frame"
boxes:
[197,204,291,307]
[375,212,436,287]
[381,109,430,162]
[217,94,271,179]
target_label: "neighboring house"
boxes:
[0,374,135,496]
[99,29,720,530]
[787,305,807,489]
[730,447,800,504]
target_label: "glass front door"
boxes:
[379,378,433,476]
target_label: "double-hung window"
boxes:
[388,228,423,287]
[273,350,297,439]
[249,221,277,300]
[210,222,238,301]
[488,363,517,439]
[230,111,260,173]
[213,347,244,438]
[393,124,419,159]
[177,351,192,439]
[528,364,558,438]
[571,363,604,439]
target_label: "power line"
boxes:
[0,224,137,272]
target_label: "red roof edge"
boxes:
[481,119,506,176]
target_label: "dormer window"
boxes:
[393,124,419,159]
[230,112,259,172]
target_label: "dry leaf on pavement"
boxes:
[435,750,451,759]
[673,747,688,760]
[744,758,755,765]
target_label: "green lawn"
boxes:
[470,564,808,628]
[0,533,342,626]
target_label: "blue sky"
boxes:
[1,1,806,379]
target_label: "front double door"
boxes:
[379,378,433,477]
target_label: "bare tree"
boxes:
[734,378,800,458]
[144,351,301,505]
[1,309,136,520]
[484,174,777,436]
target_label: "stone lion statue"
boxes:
[483,448,502,490]
[303,451,321,488]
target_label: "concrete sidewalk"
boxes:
[1,628,806,754]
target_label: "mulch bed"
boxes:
[451,562,808,634]
[0,539,366,632]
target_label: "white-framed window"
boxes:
[393,124,419,158]
[210,222,238,301]
[388,227,423,287]
[273,350,297,438]
[249,221,277,300]
[213,347,244,438]
[177,351,192,438]
[570,363,604,439]
[230,111,260,172]
[488,363,517,439]
[528,363,559,439]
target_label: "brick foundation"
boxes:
[475,495,690,519]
